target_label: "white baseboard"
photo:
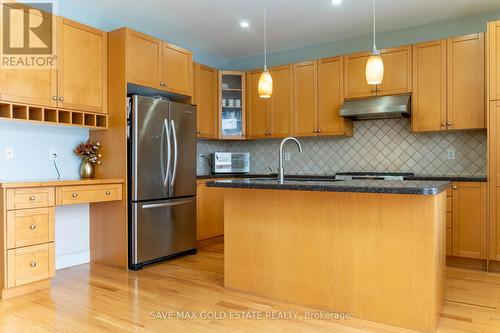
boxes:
[56,250,90,270]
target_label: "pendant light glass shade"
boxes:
[366,52,384,85]
[258,68,273,98]
[259,8,272,98]
[366,0,383,85]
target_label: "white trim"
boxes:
[56,250,90,270]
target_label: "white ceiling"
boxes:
[61,0,500,60]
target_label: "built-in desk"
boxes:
[0,179,124,299]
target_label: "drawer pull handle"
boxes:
[106,191,111,195]
[29,195,35,201]
[72,193,78,198]
[30,261,37,268]
[30,224,37,230]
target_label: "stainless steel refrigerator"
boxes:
[128,95,197,270]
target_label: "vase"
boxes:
[80,158,94,178]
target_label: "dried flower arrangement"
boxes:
[74,140,102,164]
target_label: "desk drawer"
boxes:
[7,243,55,288]
[6,187,55,210]
[7,208,55,249]
[56,183,122,205]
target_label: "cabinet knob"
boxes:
[313,130,317,133]
[72,193,78,198]
[30,261,37,268]
[447,122,452,126]
[441,122,446,127]
[106,191,111,195]
[30,224,37,230]
[318,129,321,133]
[52,96,58,100]
[59,96,64,101]
[196,130,201,135]
[29,195,35,201]
[453,185,458,190]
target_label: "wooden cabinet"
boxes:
[247,65,293,139]
[126,30,162,89]
[196,180,224,241]
[344,45,412,99]
[193,63,218,138]
[489,100,500,260]
[318,57,352,136]
[219,71,246,139]
[451,182,487,259]
[58,18,107,113]
[413,34,485,132]
[0,14,107,113]
[293,58,352,137]
[55,184,122,205]
[125,29,192,96]
[489,21,500,101]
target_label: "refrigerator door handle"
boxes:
[170,119,178,187]
[142,200,192,209]
[161,118,171,188]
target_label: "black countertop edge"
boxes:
[197,173,487,182]
[206,179,451,195]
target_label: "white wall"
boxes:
[0,121,91,269]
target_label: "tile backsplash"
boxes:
[197,118,487,176]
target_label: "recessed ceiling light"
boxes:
[331,0,342,5]
[240,21,250,28]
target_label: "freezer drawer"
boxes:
[130,197,196,265]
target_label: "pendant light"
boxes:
[258,8,273,98]
[366,0,384,85]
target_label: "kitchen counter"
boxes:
[207,178,450,195]
[0,178,124,188]
[198,173,486,182]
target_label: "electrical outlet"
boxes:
[447,148,456,160]
[284,152,291,161]
[49,149,58,161]
[5,147,14,160]
[199,154,205,162]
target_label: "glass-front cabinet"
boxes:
[219,71,246,139]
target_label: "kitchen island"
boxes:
[207,178,450,333]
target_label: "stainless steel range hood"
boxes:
[340,93,411,120]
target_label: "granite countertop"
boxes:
[197,173,487,182]
[206,178,451,195]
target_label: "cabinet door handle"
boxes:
[441,122,446,127]
[447,122,452,126]
[30,224,37,230]
[106,191,111,195]
[59,96,64,101]
[30,261,37,268]
[318,129,321,133]
[29,195,35,201]
[52,96,58,100]
[72,193,78,198]
[453,185,458,190]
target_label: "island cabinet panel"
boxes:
[126,29,162,89]
[193,63,218,139]
[57,18,107,113]
[224,188,445,332]
[344,46,411,99]
[412,40,447,132]
[489,21,500,101]
[196,180,224,241]
[161,42,193,96]
[447,34,485,130]
[489,100,500,260]
[247,70,269,138]
[269,65,294,138]
[318,56,352,136]
[0,8,56,107]
[293,61,317,137]
[451,182,487,259]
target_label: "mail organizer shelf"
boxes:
[0,101,107,130]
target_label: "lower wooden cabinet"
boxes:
[196,180,224,241]
[7,243,55,288]
[447,182,487,259]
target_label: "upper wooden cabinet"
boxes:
[247,65,293,139]
[344,45,412,99]
[412,40,447,132]
[293,58,352,137]
[125,29,193,96]
[193,63,218,139]
[412,34,485,132]
[0,14,107,114]
[452,182,487,259]
[0,8,57,107]
[58,18,107,113]
[489,21,500,101]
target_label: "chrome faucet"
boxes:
[278,137,303,183]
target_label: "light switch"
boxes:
[447,148,456,160]
[5,147,14,160]
[284,152,291,161]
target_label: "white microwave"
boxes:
[211,152,250,174]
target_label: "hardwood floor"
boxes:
[1,243,500,332]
